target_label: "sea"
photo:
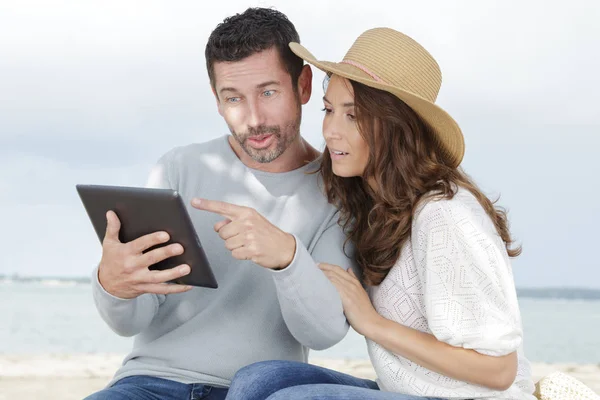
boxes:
[1,281,599,363]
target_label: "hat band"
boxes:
[340,60,387,84]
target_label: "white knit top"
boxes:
[368,188,537,399]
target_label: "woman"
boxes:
[226,28,536,400]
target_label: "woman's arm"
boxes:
[319,263,518,392]
[365,314,518,391]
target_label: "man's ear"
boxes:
[212,86,223,116]
[297,64,313,105]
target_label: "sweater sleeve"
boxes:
[270,209,358,350]
[91,151,176,337]
[91,266,164,337]
[411,197,523,356]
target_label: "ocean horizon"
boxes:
[2,275,600,300]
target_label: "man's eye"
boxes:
[227,97,241,103]
[263,90,275,97]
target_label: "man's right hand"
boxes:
[97,210,193,299]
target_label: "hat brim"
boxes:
[290,42,465,168]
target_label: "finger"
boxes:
[347,268,362,284]
[318,263,345,273]
[145,264,191,284]
[224,234,245,251]
[321,271,336,287]
[191,198,244,219]
[322,270,345,287]
[324,273,350,296]
[319,263,352,282]
[130,230,170,254]
[231,247,252,262]
[136,283,193,295]
[103,210,122,244]
[217,219,243,240]
[325,272,358,297]
[214,218,232,232]
[335,268,359,284]
[138,243,184,268]
[332,271,363,292]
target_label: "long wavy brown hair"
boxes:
[319,79,521,286]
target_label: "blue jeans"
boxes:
[226,360,444,400]
[83,375,228,400]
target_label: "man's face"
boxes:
[213,47,302,164]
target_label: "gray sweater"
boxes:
[92,135,357,388]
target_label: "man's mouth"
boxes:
[247,134,274,148]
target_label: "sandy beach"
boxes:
[0,354,598,399]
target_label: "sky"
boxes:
[0,0,598,288]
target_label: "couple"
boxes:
[86,7,536,400]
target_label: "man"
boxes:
[85,7,356,400]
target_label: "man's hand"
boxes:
[192,198,296,270]
[97,210,193,299]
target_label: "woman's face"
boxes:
[322,75,370,177]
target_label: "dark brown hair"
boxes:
[319,79,521,286]
[205,7,303,91]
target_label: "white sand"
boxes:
[0,354,598,399]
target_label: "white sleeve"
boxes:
[411,197,523,356]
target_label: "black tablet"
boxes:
[76,184,218,289]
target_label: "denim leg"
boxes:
[83,375,192,400]
[226,360,378,400]
[191,383,229,400]
[266,384,444,400]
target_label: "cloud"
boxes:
[1,0,598,145]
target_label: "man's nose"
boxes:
[247,100,266,128]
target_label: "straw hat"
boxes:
[290,27,465,168]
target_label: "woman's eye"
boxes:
[321,107,332,114]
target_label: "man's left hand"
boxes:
[192,198,296,270]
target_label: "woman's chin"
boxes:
[332,165,360,178]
